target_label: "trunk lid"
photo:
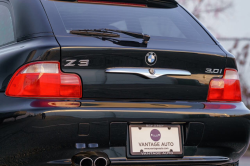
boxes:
[59,37,226,101]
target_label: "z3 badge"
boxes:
[64,59,89,66]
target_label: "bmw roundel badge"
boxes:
[145,52,157,66]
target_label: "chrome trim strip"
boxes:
[106,67,191,79]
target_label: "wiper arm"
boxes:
[101,28,150,44]
[70,29,150,44]
[70,29,120,38]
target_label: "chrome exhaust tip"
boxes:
[72,151,110,166]
[94,157,107,166]
[80,157,93,166]
[72,154,93,166]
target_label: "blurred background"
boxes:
[177,0,250,165]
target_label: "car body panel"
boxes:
[0,93,250,165]
[0,0,249,166]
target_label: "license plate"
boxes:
[129,124,182,156]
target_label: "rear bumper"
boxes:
[0,93,250,166]
[49,155,230,165]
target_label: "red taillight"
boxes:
[207,68,241,102]
[6,62,82,98]
[78,0,146,7]
[204,103,236,109]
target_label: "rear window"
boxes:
[42,1,214,44]
[0,3,15,46]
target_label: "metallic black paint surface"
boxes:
[0,37,60,92]
[0,93,249,165]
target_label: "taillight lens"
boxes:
[6,62,82,98]
[207,68,241,102]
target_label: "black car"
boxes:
[0,0,249,166]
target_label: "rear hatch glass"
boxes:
[42,0,215,44]
[41,0,227,101]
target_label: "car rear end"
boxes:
[0,0,250,166]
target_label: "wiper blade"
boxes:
[70,29,120,38]
[101,28,150,43]
[97,37,148,48]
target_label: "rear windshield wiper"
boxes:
[96,37,148,48]
[70,29,120,38]
[70,29,150,44]
[101,28,150,44]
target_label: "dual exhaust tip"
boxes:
[72,152,110,166]
[80,157,107,166]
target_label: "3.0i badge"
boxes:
[145,52,157,66]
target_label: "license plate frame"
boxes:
[128,124,183,158]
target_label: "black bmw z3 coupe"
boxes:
[0,0,249,166]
